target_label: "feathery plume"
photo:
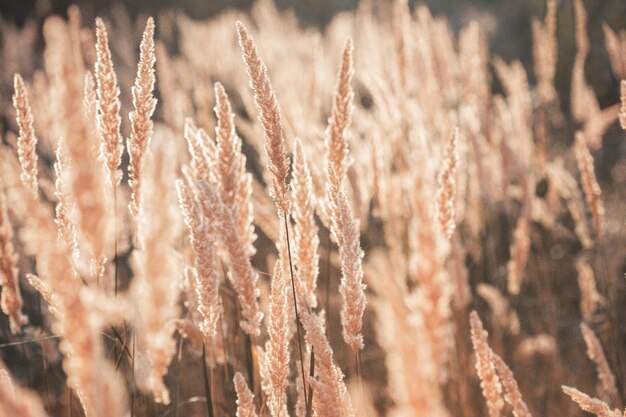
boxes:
[266,260,290,417]
[184,118,214,182]
[301,310,355,417]
[0,187,27,334]
[196,179,262,336]
[580,323,619,405]
[214,82,256,255]
[469,311,503,417]
[131,136,181,405]
[26,274,62,319]
[492,353,533,417]
[331,190,366,351]
[177,180,221,338]
[574,132,605,238]
[44,17,109,273]
[332,191,367,351]
[1,144,126,417]
[374,280,449,416]
[326,38,355,203]
[84,71,98,133]
[237,21,290,213]
[562,386,622,417]
[128,17,157,215]
[234,372,258,417]
[13,74,39,198]
[94,17,123,186]
[291,139,320,307]
[53,138,79,263]
[436,129,459,239]
[214,82,240,207]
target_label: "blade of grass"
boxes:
[201,343,215,417]
[355,349,371,417]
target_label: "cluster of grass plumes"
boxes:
[0,1,625,417]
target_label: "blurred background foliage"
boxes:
[1,0,624,107]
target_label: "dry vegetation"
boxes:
[0,0,626,416]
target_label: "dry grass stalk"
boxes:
[619,80,626,130]
[326,38,354,204]
[331,190,366,351]
[53,138,79,264]
[131,138,181,405]
[12,74,39,198]
[127,17,157,216]
[1,147,125,417]
[571,0,601,146]
[266,260,290,417]
[214,82,240,206]
[214,82,256,255]
[84,71,98,133]
[469,311,503,417]
[574,132,605,238]
[318,28,363,354]
[580,323,619,406]
[291,139,320,308]
[506,215,530,295]
[562,386,622,417]
[4,3,626,416]
[491,353,533,417]
[196,179,262,336]
[436,128,459,239]
[532,0,558,104]
[26,274,62,319]
[184,118,214,182]
[94,18,123,186]
[177,179,221,339]
[476,284,520,334]
[39,229,126,417]
[406,142,455,380]
[547,162,593,248]
[237,21,290,214]
[573,0,589,61]
[602,24,626,80]
[370,250,450,416]
[234,372,258,417]
[0,188,27,334]
[575,260,602,322]
[301,310,354,417]
[44,17,109,270]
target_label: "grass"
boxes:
[0,1,625,417]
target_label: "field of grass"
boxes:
[0,1,625,416]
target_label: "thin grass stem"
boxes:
[283,210,309,408]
